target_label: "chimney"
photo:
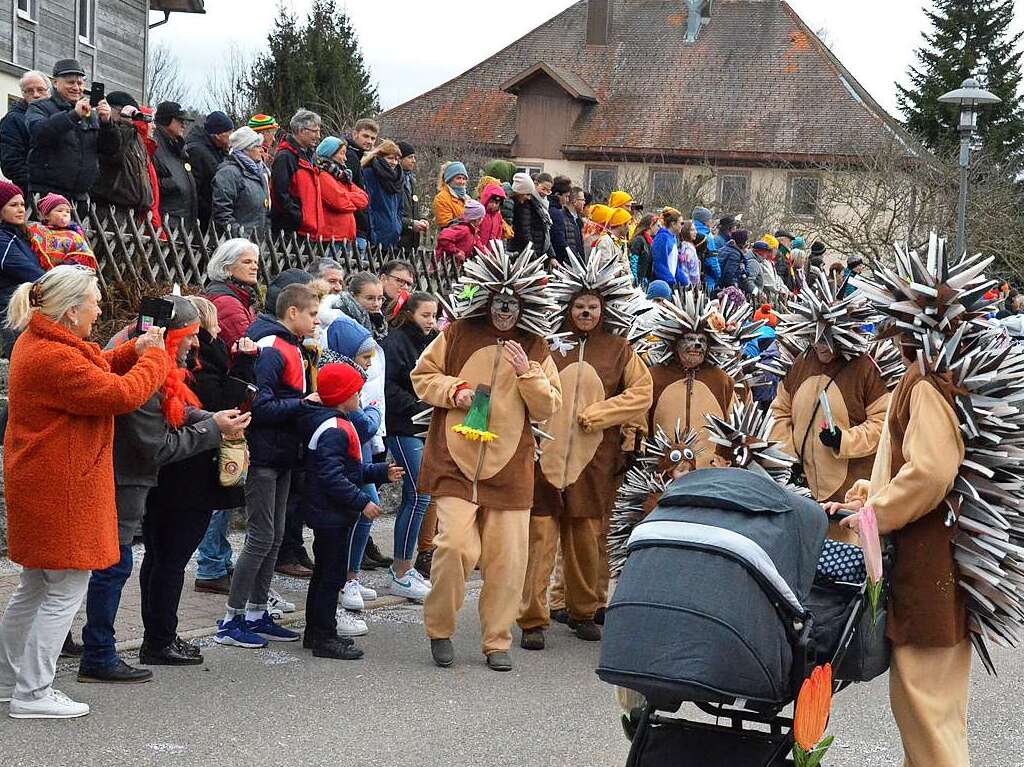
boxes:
[685,0,713,43]
[586,0,612,46]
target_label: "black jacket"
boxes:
[629,233,653,284]
[153,127,198,223]
[344,139,369,241]
[399,169,421,251]
[0,100,30,193]
[298,406,390,529]
[186,125,228,230]
[269,136,308,233]
[25,93,120,199]
[91,121,154,212]
[511,198,550,256]
[564,208,585,259]
[154,329,256,511]
[381,322,436,436]
[549,196,569,263]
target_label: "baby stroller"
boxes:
[597,468,889,767]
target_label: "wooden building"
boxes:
[0,0,203,114]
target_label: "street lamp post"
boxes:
[938,77,1001,257]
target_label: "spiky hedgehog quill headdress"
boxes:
[444,241,557,337]
[775,269,877,361]
[853,234,1024,675]
[704,402,808,494]
[632,290,759,367]
[548,248,644,338]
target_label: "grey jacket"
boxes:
[212,154,270,237]
[112,392,221,543]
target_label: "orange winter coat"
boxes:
[4,314,168,570]
[432,186,466,228]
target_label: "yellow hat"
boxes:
[589,204,614,225]
[608,208,633,228]
[762,233,780,250]
[608,190,633,209]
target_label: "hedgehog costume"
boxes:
[517,250,653,648]
[768,270,890,504]
[636,290,751,467]
[844,235,1024,767]
[412,242,562,671]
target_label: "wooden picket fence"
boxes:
[69,201,458,297]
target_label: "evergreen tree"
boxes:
[249,0,379,135]
[896,0,1024,165]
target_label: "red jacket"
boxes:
[204,280,258,352]
[273,139,323,237]
[477,184,508,249]
[320,172,368,242]
[435,222,477,264]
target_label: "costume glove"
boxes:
[819,426,843,450]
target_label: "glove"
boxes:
[819,426,843,450]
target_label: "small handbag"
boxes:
[219,437,250,487]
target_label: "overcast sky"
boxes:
[151,1,1024,117]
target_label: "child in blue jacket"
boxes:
[299,363,402,660]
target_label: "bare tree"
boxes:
[203,43,258,125]
[146,41,191,106]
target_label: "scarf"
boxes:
[226,275,260,310]
[448,184,467,200]
[232,148,266,180]
[371,157,404,195]
[317,156,347,182]
[162,324,203,428]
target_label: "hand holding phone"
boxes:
[88,81,105,108]
[137,296,173,334]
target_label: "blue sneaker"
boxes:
[246,612,300,642]
[214,615,268,649]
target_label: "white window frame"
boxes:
[17,0,38,22]
[515,164,544,176]
[717,172,751,212]
[586,165,617,199]
[787,174,821,219]
[78,0,97,46]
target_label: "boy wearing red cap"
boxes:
[298,363,403,659]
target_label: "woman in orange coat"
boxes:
[0,265,167,720]
[431,161,468,228]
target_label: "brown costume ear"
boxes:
[641,492,661,518]
[708,454,731,469]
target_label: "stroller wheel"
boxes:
[620,706,643,742]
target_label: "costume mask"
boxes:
[812,340,835,364]
[490,293,520,332]
[676,333,708,369]
[570,294,602,334]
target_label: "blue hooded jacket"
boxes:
[363,164,403,247]
[651,227,686,286]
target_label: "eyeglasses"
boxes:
[386,273,413,289]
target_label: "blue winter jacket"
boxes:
[0,223,44,325]
[651,227,685,286]
[298,406,390,529]
[694,220,717,253]
[703,254,721,294]
[718,242,747,291]
[363,165,402,248]
[245,315,311,469]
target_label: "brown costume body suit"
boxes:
[771,352,889,503]
[519,325,652,630]
[649,362,735,467]
[413,317,562,656]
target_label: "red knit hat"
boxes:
[0,180,24,210]
[318,363,365,407]
[752,303,778,328]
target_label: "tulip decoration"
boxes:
[792,663,834,767]
[451,384,499,442]
[858,506,885,626]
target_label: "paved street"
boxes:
[1,516,1021,766]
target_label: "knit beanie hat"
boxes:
[752,303,778,328]
[646,280,672,300]
[158,295,202,428]
[511,172,536,196]
[761,233,780,250]
[588,204,613,226]
[443,161,468,184]
[483,160,516,184]
[732,229,749,249]
[608,208,632,228]
[608,190,633,209]
[397,141,415,158]
[810,241,827,257]
[317,362,365,407]
[37,192,71,217]
[462,199,486,223]
[691,206,713,225]
[0,180,24,210]
[229,126,262,153]
[247,114,279,133]
[205,110,234,136]
[326,313,375,359]
[752,240,771,252]
[316,136,345,159]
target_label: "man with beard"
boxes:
[412,243,562,672]
[770,271,889,506]
[518,251,651,649]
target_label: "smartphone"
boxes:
[136,296,173,333]
[226,377,258,413]
[88,81,105,108]
[239,384,258,414]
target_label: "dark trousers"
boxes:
[139,494,214,648]
[305,525,351,640]
[276,469,309,566]
[81,544,134,669]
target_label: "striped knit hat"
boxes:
[247,114,279,133]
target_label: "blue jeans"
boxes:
[347,482,379,573]
[81,544,134,669]
[387,435,430,561]
[196,509,233,580]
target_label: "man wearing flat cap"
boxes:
[91,91,155,216]
[152,101,198,229]
[25,58,120,201]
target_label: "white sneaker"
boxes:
[9,689,89,719]
[336,608,369,637]
[390,567,431,601]
[358,583,378,602]
[267,588,295,619]
[0,686,12,703]
[409,568,433,591]
[341,580,365,611]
